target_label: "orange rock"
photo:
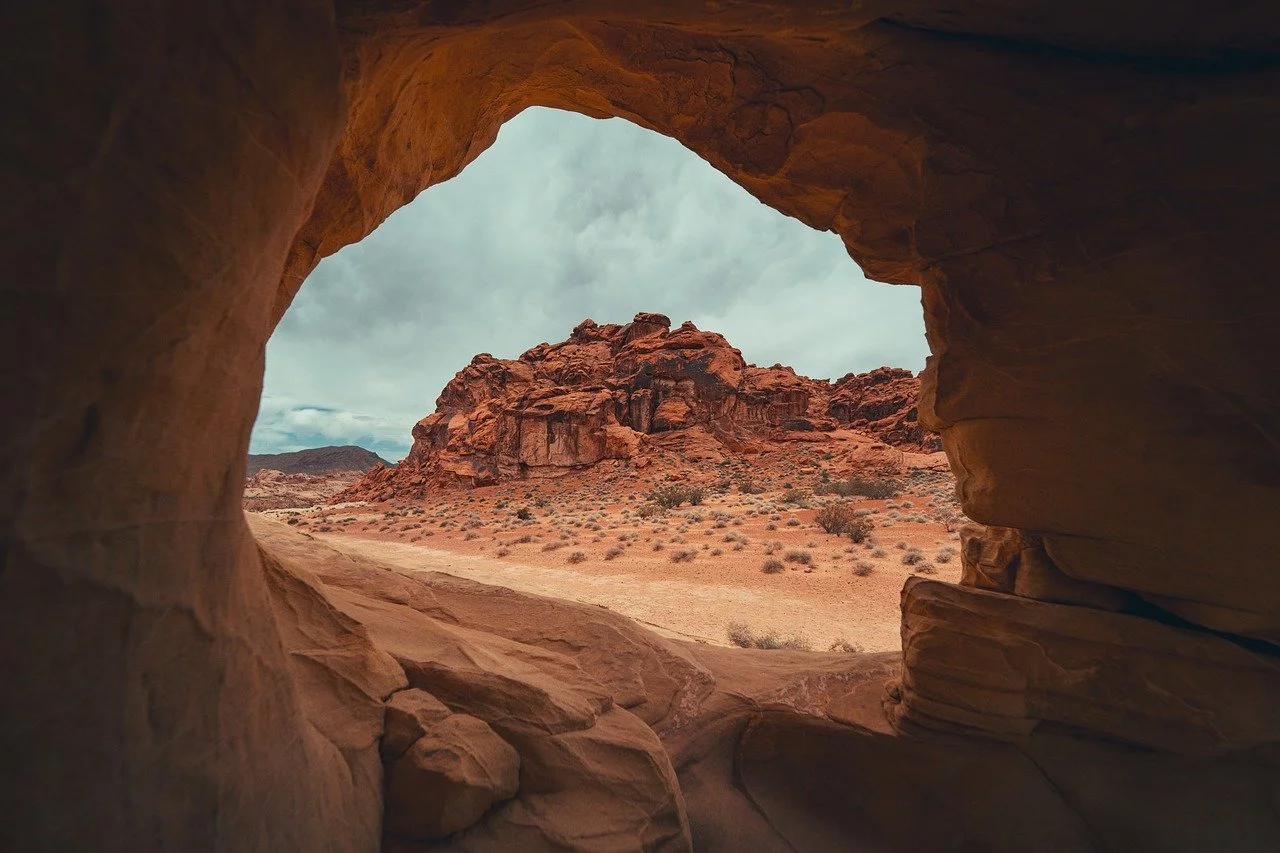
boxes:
[337,313,931,500]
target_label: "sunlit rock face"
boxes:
[4,1,1280,851]
[335,313,933,501]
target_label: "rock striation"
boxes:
[252,517,1280,852]
[338,314,934,500]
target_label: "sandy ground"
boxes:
[265,467,964,652]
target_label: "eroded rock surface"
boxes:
[338,314,932,500]
[252,518,1280,852]
[6,1,1280,850]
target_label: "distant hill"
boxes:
[247,445,391,476]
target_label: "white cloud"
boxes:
[252,107,928,459]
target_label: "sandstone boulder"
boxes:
[384,712,520,841]
[893,577,1280,755]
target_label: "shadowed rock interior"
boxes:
[3,1,1279,850]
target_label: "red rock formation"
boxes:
[337,314,932,500]
[829,367,941,452]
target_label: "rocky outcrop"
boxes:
[893,575,1280,755]
[338,314,930,500]
[252,517,1280,851]
[248,444,391,475]
[243,468,365,510]
[828,367,940,452]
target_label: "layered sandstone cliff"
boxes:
[338,313,935,500]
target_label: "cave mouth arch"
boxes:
[255,106,931,465]
[254,104,938,655]
[5,3,1280,850]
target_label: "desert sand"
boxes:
[258,464,963,652]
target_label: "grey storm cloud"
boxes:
[251,107,929,459]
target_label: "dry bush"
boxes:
[784,549,813,566]
[818,476,899,499]
[648,485,696,509]
[727,621,754,648]
[781,488,810,506]
[762,558,785,574]
[670,549,697,563]
[828,638,864,653]
[566,551,587,564]
[604,546,624,560]
[853,561,875,576]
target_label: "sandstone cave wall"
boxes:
[3,1,1280,850]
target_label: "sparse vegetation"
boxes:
[670,549,697,563]
[647,484,701,510]
[762,558,785,574]
[784,549,813,566]
[566,551,587,564]
[781,488,810,506]
[726,622,812,651]
[816,476,899,499]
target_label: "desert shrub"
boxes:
[871,547,887,558]
[736,476,764,494]
[286,516,300,525]
[935,548,956,564]
[670,549,697,563]
[566,551,587,564]
[785,518,801,527]
[495,547,511,557]
[636,503,664,518]
[815,504,874,541]
[825,476,899,499]
[781,488,810,506]
[816,503,856,534]
[649,484,695,509]
[853,561,875,577]
[710,548,723,556]
[829,638,864,653]
[604,546,624,560]
[727,621,755,648]
[916,562,938,575]
[784,549,813,566]
[542,541,565,552]
[515,507,533,520]
[847,518,874,543]
[762,558,785,574]
[753,631,812,651]
[687,487,706,506]
[902,550,925,565]
[652,541,665,551]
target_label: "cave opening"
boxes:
[248,105,948,655]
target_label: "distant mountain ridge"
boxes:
[247,445,391,476]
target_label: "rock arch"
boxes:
[3,2,1278,850]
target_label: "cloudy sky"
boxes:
[252,108,928,460]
